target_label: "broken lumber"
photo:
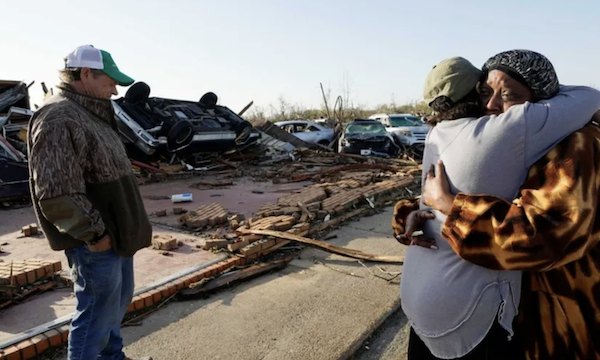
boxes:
[297,201,315,220]
[237,228,404,264]
[177,257,292,300]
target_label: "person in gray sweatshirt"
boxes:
[398,51,600,360]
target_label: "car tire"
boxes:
[124,82,151,104]
[199,92,218,109]
[167,120,195,152]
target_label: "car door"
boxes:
[289,123,316,143]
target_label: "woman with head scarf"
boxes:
[394,50,600,360]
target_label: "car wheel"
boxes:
[124,82,151,104]
[199,92,218,109]
[167,120,195,152]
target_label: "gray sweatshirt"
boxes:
[400,85,600,359]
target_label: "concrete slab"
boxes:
[54,207,406,360]
[352,306,410,360]
[141,176,312,225]
[0,175,311,343]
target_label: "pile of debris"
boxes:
[0,80,34,203]
[0,259,64,310]
[147,155,419,261]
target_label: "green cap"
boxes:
[422,57,482,107]
[65,45,134,86]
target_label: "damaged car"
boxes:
[112,82,261,163]
[338,119,400,157]
[0,80,34,202]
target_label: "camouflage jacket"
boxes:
[28,84,152,257]
[393,124,600,360]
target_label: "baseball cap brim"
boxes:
[102,67,134,87]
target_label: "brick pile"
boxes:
[179,203,229,229]
[339,171,377,184]
[276,187,327,207]
[248,215,298,232]
[318,178,364,195]
[361,177,414,199]
[0,259,62,287]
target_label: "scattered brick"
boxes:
[228,214,245,229]
[173,207,187,215]
[156,210,168,217]
[21,223,39,237]
[151,235,177,251]
[180,203,229,229]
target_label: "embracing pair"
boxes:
[393,50,600,360]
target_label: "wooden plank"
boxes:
[237,228,404,264]
[177,258,293,300]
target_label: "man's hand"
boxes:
[88,234,112,252]
[423,160,455,215]
[396,210,437,249]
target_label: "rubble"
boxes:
[178,257,293,300]
[151,235,178,251]
[179,203,230,229]
[0,81,424,360]
[21,224,39,237]
[200,239,230,251]
[0,259,62,290]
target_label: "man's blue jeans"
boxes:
[65,245,134,360]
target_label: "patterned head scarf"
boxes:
[482,50,559,100]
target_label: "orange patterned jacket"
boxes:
[392,125,600,360]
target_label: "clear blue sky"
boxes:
[2,0,598,113]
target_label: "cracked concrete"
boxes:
[54,207,409,360]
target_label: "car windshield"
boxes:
[346,123,387,134]
[389,116,421,127]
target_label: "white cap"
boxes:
[63,45,134,86]
[64,45,104,69]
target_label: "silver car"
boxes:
[369,113,429,146]
[274,120,334,146]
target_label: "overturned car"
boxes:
[113,82,261,163]
[0,80,33,202]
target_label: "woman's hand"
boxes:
[423,160,455,215]
[395,210,438,249]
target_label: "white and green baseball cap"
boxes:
[65,45,134,86]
